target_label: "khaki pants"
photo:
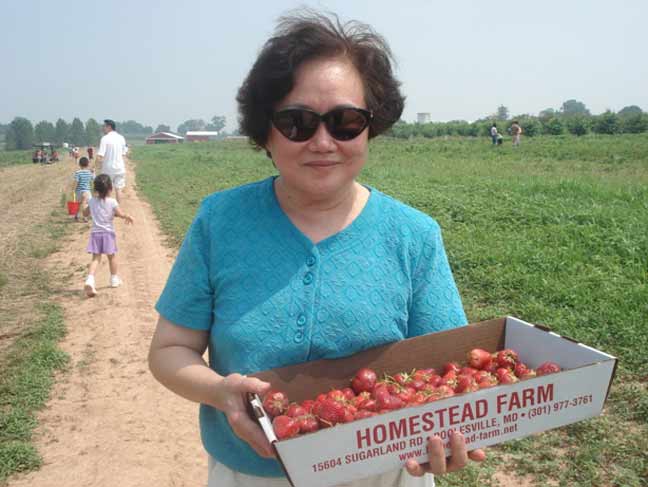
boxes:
[207,457,435,487]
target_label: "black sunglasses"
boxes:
[271,107,373,142]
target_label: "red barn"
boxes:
[146,132,184,144]
[185,131,220,142]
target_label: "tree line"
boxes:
[0,115,228,150]
[389,100,647,139]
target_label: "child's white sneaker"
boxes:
[110,275,122,288]
[84,276,97,297]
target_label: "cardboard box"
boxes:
[249,316,617,487]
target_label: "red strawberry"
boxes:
[395,386,416,404]
[473,370,493,382]
[354,410,377,420]
[455,374,479,393]
[514,363,538,379]
[301,399,315,413]
[483,360,499,374]
[536,362,561,376]
[273,415,299,439]
[460,366,479,377]
[478,377,498,389]
[342,387,356,401]
[361,398,378,412]
[376,393,404,411]
[467,348,493,370]
[317,398,345,426]
[428,385,455,401]
[410,378,426,391]
[341,405,357,423]
[327,389,346,403]
[440,370,458,389]
[285,403,307,418]
[316,393,327,403]
[496,367,519,384]
[263,390,289,418]
[351,368,377,394]
[443,362,461,375]
[350,391,371,409]
[412,369,434,383]
[297,414,319,433]
[410,391,429,406]
[392,372,412,386]
[496,349,520,368]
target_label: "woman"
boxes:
[149,11,485,487]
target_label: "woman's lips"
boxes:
[305,160,340,167]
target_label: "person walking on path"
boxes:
[72,156,94,222]
[82,174,134,297]
[511,121,523,147]
[97,119,128,203]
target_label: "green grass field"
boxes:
[134,135,648,486]
[0,150,32,168]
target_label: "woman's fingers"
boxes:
[468,449,486,462]
[406,435,486,477]
[426,436,447,474]
[405,459,427,477]
[227,409,275,458]
[446,432,469,472]
[404,436,447,476]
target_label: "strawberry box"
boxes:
[248,316,617,487]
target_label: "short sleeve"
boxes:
[155,201,214,330]
[408,222,467,336]
[97,136,106,157]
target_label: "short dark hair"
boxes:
[104,119,116,130]
[237,10,405,152]
[94,174,113,199]
[79,156,89,167]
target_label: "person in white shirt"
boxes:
[97,119,128,202]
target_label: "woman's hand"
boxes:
[215,373,274,459]
[405,432,485,477]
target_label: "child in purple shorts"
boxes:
[82,174,134,297]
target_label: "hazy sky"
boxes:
[2,0,647,131]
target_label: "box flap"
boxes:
[504,317,615,369]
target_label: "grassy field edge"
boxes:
[0,303,69,483]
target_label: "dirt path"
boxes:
[7,158,206,487]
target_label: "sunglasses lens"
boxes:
[326,109,370,141]
[273,109,319,141]
[272,108,371,142]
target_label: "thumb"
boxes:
[242,376,272,396]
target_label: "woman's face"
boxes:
[265,57,369,199]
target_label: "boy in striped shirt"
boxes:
[73,157,94,222]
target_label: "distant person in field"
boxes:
[72,156,94,222]
[490,123,499,145]
[97,119,128,203]
[511,121,522,147]
[82,174,134,297]
[87,146,94,160]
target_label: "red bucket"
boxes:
[67,201,80,215]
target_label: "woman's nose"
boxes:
[307,122,336,152]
